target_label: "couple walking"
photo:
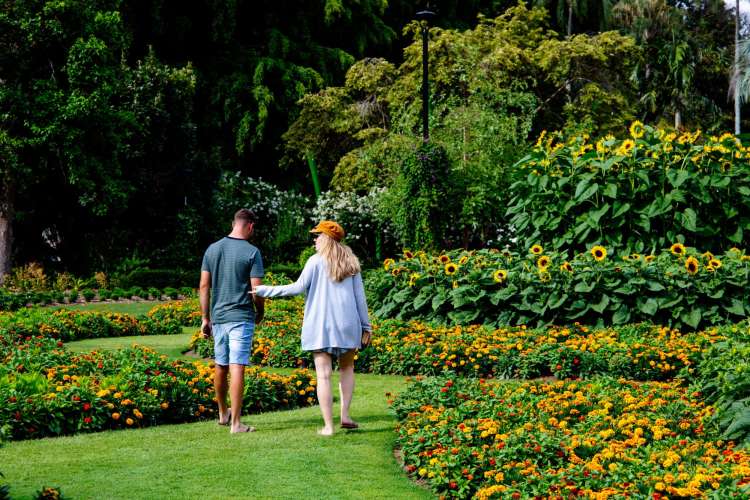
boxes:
[199,209,372,435]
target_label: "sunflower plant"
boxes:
[369,244,750,330]
[506,124,750,255]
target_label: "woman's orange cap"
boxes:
[310,220,345,242]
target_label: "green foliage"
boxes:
[367,246,750,331]
[687,322,750,447]
[387,142,455,250]
[212,173,311,264]
[507,126,750,255]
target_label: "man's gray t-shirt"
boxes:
[201,237,264,324]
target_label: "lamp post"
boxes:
[416,9,435,142]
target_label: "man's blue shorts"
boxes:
[212,321,254,366]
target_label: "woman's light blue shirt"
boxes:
[254,254,371,351]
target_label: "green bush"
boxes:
[147,287,161,300]
[128,287,145,299]
[507,126,750,255]
[97,289,111,301]
[66,290,78,303]
[686,321,750,447]
[368,246,750,330]
[116,268,196,290]
[163,287,179,300]
[81,289,96,302]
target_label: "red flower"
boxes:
[83,403,91,411]
[489,458,496,466]
[573,357,580,365]
[84,417,92,424]
[448,481,457,490]
[445,380,454,388]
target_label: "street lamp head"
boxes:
[415,9,436,22]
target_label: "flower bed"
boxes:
[0,337,315,440]
[367,245,750,330]
[392,376,750,498]
[190,296,733,380]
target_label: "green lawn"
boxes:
[53,300,165,316]
[0,372,430,500]
[66,329,196,361]
[2,325,433,499]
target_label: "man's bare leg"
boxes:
[229,363,254,433]
[215,364,231,425]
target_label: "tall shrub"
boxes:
[506,125,750,254]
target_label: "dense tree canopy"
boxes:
[0,0,743,278]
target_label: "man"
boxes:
[200,208,265,433]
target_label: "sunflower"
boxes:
[709,258,722,269]
[645,255,656,263]
[539,271,551,282]
[383,258,395,270]
[629,120,645,139]
[630,253,642,260]
[391,268,401,277]
[530,244,543,255]
[537,255,551,270]
[459,255,469,265]
[742,255,750,262]
[493,269,508,283]
[705,264,716,273]
[616,139,635,156]
[408,273,420,287]
[729,247,742,254]
[590,245,607,261]
[701,251,714,261]
[685,256,699,275]
[403,250,414,260]
[439,254,451,264]
[560,261,573,273]
[445,263,458,275]
[670,243,686,256]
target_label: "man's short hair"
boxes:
[233,208,258,225]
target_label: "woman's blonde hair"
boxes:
[317,234,361,281]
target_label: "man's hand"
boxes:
[201,319,212,339]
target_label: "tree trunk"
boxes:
[0,181,13,286]
[567,0,573,37]
[736,0,741,135]
[674,109,682,130]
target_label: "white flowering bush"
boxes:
[313,188,397,263]
[214,172,312,262]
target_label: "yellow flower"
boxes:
[493,269,508,283]
[629,120,645,139]
[530,244,543,255]
[383,258,395,270]
[591,245,607,261]
[445,263,458,275]
[709,258,722,269]
[408,273,420,287]
[126,418,134,426]
[560,261,573,273]
[438,254,451,264]
[537,255,551,270]
[645,255,656,263]
[702,251,714,261]
[112,412,120,420]
[670,243,686,256]
[685,257,699,275]
[403,250,414,260]
[133,409,143,419]
[617,139,636,156]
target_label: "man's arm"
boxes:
[251,276,265,323]
[200,271,212,338]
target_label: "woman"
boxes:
[253,220,372,436]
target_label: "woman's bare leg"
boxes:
[313,352,334,435]
[339,350,356,426]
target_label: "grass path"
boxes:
[2,324,434,499]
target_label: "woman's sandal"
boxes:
[340,421,359,429]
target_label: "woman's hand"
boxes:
[361,330,372,348]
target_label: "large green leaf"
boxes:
[681,208,697,232]
[681,309,701,329]
[638,298,658,316]
[590,294,610,313]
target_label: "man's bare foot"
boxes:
[218,409,231,426]
[231,423,256,433]
[317,427,334,436]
